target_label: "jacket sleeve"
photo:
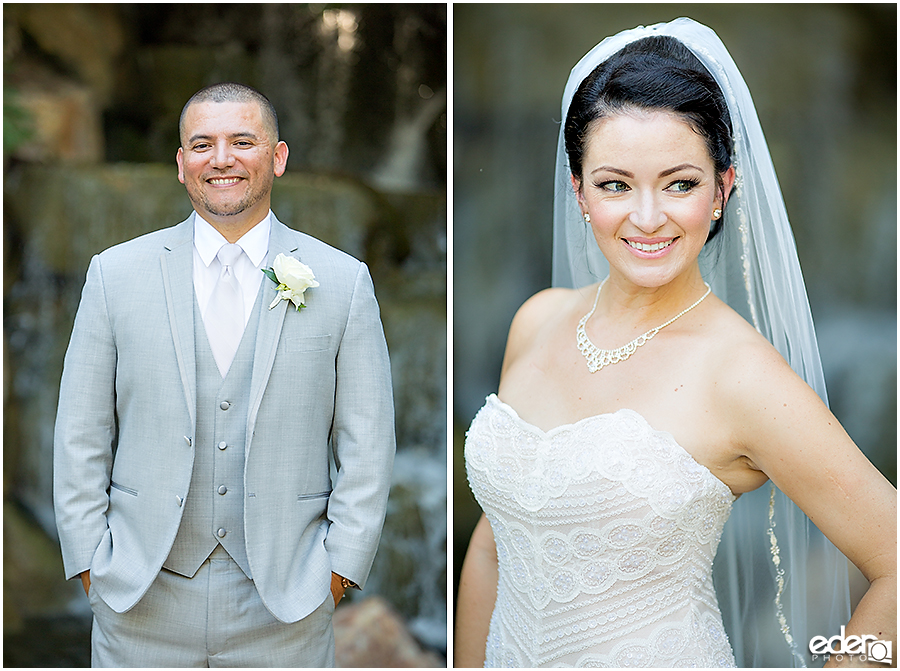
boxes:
[53,254,118,580]
[323,262,396,588]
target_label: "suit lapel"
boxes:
[246,217,300,445]
[161,217,198,429]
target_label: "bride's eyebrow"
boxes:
[590,166,634,178]
[590,163,705,178]
[658,163,705,177]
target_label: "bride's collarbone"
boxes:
[506,309,741,422]
[511,323,711,401]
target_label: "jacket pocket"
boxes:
[110,481,138,497]
[297,490,331,502]
[283,334,333,353]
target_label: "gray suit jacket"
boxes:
[53,215,395,623]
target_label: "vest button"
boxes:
[184,436,192,447]
[217,528,227,538]
[176,495,184,506]
[220,401,231,410]
[217,485,228,495]
[217,441,227,450]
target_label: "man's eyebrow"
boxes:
[187,131,261,144]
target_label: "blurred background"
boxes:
[4,3,445,666]
[453,1,896,663]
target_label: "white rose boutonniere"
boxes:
[262,253,319,311]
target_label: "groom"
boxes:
[53,82,395,667]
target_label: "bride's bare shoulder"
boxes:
[513,286,583,323]
[703,296,803,391]
[502,285,591,362]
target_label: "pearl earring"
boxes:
[583,213,591,224]
[713,208,722,220]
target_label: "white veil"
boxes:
[552,18,851,667]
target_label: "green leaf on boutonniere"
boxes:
[261,267,278,284]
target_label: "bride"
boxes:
[456,18,895,668]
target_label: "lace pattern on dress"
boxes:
[466,395,737,668]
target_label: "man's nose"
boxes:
[210,142,236,168]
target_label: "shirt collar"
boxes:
[193,210,272,269]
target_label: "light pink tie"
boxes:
[204,243,244,377]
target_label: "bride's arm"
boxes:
[455,514,499,667]
[725,341,896,668]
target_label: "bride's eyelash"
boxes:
[669,178,702,192]
[594,180,629,192]
[592,178,702,192]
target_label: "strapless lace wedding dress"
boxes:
[465,394,737,668]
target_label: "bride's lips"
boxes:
[622,236,679,258]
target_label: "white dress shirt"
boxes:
[193,211,271,328]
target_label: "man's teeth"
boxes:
[627,239,673,252]
[209,177,240,185]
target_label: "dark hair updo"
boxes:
[564,36,733,241]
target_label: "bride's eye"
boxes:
[667,178,701,193]
[596,180,629,193]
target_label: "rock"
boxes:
[6,4,125,105]
[7,78,105,164]
[3,5,124,163]
[333,596,444,667]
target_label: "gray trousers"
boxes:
[88,546,336,667]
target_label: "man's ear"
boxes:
[176,147,185,184]
[273,141,289,177]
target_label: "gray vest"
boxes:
[164,287,263,579]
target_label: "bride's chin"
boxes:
[606,254,702,288]
[608,263,682,288]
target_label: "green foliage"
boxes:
[3,87,34,158]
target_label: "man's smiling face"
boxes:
[176,100,288,235]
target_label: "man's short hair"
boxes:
[179,82,279,146]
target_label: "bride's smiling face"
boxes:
[574,109,734,288]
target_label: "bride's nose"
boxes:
[628,192,666,231]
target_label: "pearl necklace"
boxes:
[576,280,712,373]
